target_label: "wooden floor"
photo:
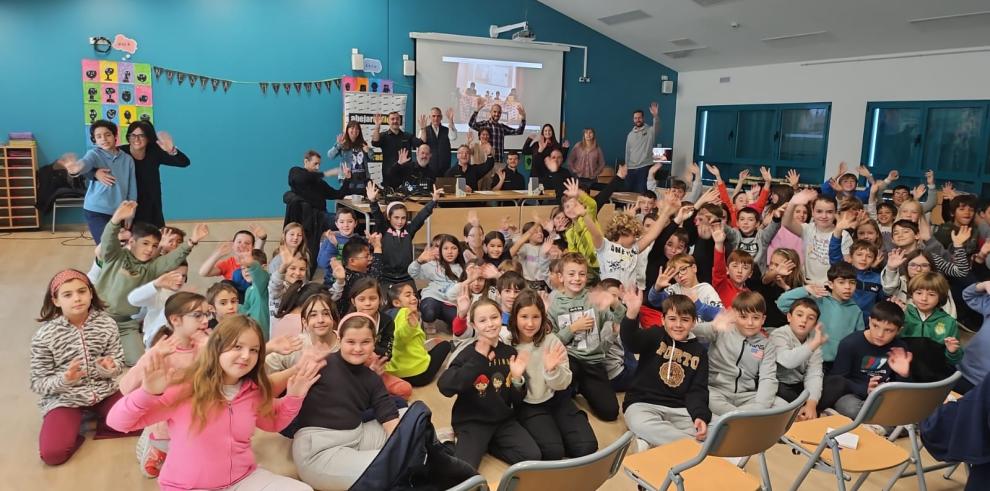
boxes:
[0,219,968,490]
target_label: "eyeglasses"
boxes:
[907,262,930,270]
[184,311,210,320]
[128,133,147,140]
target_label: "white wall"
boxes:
[672,48,990,179]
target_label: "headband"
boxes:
[338,311,378,328]
[50,269,89,296]
[386,201,404,216]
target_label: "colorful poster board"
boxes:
[342,84,406,184]
[82,59,154,147]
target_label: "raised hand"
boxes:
[418,245,439,264]
[835,211,858,231]
[887,347,913,377]
[787,169,800,188]
[397,147,411,165]
[804,283,829,298]
[466,132,474,145]
[418,114,428,129]
[837,161,848,177]
[58,152,82,174]
[857,164,872,178]
[141,351,177,395]
[649,101,659,118]
[269,334,304,355]
[368,353,387,375]
[886,170,899,182]
[111,200,138,224]
[563,178,581,198]
[330,258,346,281]
[154,269,185,291]
[249,224,267,241]
[476,97,486,110]
[367,232,383,251]
[885,248,906,269]
[431,184,444,201]
[445,107,454,122]
[941,182,957,200]
[912,183,927,200]
[214,241,233,258]
[517,104,526,119]
[190,223,209,245]
[373,114,383,126]
[695,187,721,208]
[456,282,472,319]
[704,163,722,181]
[738,168,751,183]
[711,309,736,332]
[286,359,323,397]
[508,350,530,380]
[926,169,935,186]
[689,161,701,177]
[622,285,643,318]
[760,166,773,183]
[366,181,380,202]
[588,289,616,311]
[467,210,480,227]
[95,168,116,186]
[480,263,500,280]
[952,226,972,247]
[336,133,345,145]
[791,188,818,205]
[152,335,180,358]
[156,131,175,153]
[544,342,567,372]
[674,205,696,225]
[63,357,85,383]
[655,265,676,290]
[710,223,727,244]
[809,323,828,351]
[888,295,907,311]
[776,259,796,278]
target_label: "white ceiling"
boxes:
[538,0,990,71]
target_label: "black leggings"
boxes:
[420,298,457,325]
[517,391,598,460]
[402,341,453,387]
[568,356,620,421]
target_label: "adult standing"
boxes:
[372,112,421,189]
[417,107,458,177]
[522,124,568,181]
[565,128,606,190]
[287,150,347,265]
[624,102,659,193]
[119,121,190,228]
[468,98,526,162]
[61,120,137,244]
[328,121,372,195]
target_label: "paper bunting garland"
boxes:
[148,64,354,96]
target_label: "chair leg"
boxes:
[907,425,927,491]
[788,440,829,491]
[738,455,751,469]
[51,205,56,233]
[850,471,871,491]
[831,443,847,491]
[942,462,960,479]
[882,462,911,491]
[758,452,771,491]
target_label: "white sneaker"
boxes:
[864,424,888,437]
[822,408,839,417]
[635,438,650,453]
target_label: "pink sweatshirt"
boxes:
[118,344,198,440]
[107,380,302,491]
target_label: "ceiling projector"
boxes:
[489,21,536,41]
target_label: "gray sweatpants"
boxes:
[834,394,865,419]
[292,423,388,491]
[709,390,787,416]
[624,403,703,447]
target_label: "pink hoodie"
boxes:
[118,344,198,440]
[107,380,302,491]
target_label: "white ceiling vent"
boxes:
[598,10,651,26]
[663,46,708,58]
[670,37,698,47]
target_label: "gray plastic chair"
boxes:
[624,391,809,491]
[447,474,489,491]
[784,371,961,491]
[494,431,634,491]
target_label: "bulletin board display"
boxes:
[81,59,154,147]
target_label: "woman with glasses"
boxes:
[120,120,191,227]
[882,248,966,316]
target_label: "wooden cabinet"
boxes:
[0,145,40,230]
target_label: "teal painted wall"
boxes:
[0,0,676,223]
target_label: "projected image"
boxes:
[444,56,539,128]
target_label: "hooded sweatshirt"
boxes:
[776,286,865,362]
[385,307,430,378]
[769,325,824,401]
[547,288,623,363]
[619,317,712,423]
[902,305,962,383]
[408,260,463,304]
[693,321,778,408]
[107,380,303,491]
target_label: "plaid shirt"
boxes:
[468,111,526,161]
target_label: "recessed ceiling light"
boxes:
[761,30,829,42]
[598,9,651,26]
[670,38,698,47]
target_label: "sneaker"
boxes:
[822,408,839,417]
[864,424,888,437]
[140,444,167,478]
[424,321,439,335]
[436,426,456,444]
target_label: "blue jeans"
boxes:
[624,166,650,193]
[83,209,113,245]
